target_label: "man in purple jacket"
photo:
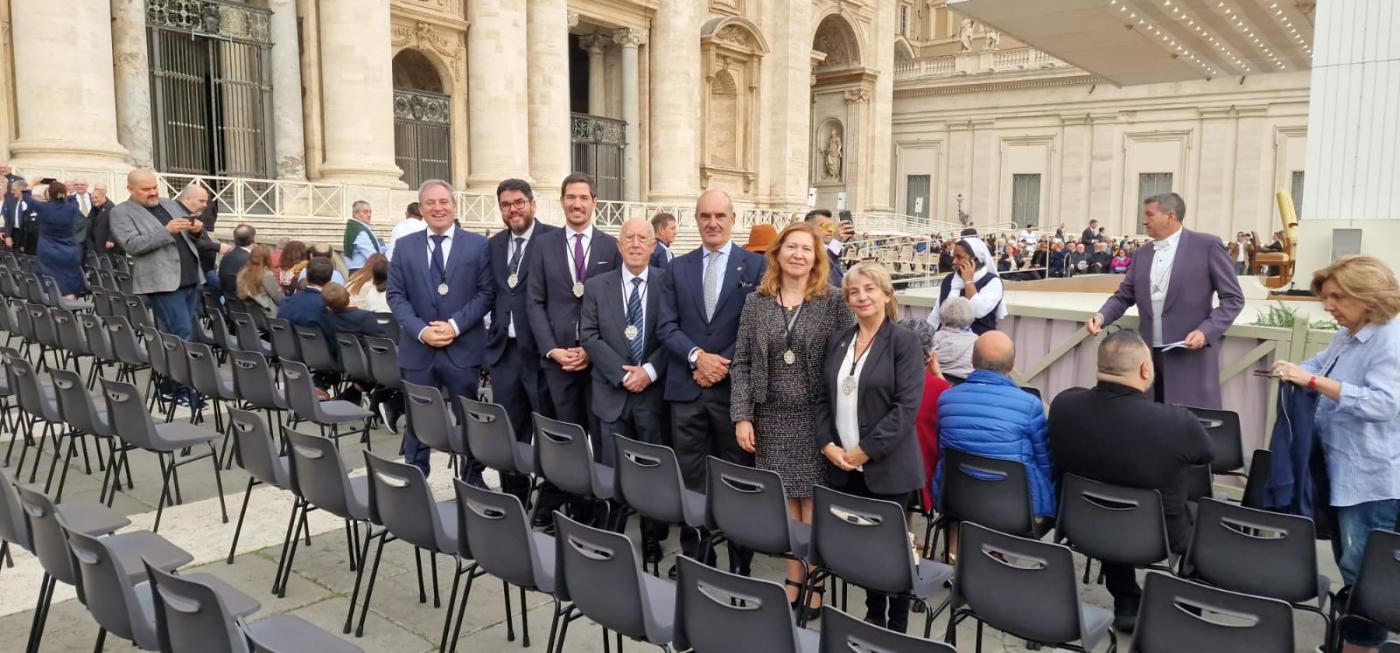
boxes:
[1087,193,1244,409]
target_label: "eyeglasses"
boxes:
[499,199,531,211]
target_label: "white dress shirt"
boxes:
[620,266,658,383]
[564,224,594,284]
[419,227,461,342]
[827,239,844,258]
[834,336,868,471]
[1148,226,1184,347]
[385,217,427,260]
[506,221,536,339]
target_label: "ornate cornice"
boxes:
[391,20,463,62]
[894,74,1103,98]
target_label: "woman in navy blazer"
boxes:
[814,261,926,632]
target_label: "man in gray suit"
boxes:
[579,217,668,460]
[1088,192,1244,408]
[108,169,205,341]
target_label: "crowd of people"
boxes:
[4,162,1398,651]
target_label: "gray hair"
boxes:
[10,180,26,191]
[417,179,456,202]
[939,296,975,330]
[1144,192,1186,222]
[1097,329,1150,376]
[899,318,936,358]
[351,200,371,212]
[176,184,208,202]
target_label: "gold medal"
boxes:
[437,283,449,296]
[507,273,518,288]
[783,350,796,365]
[624,325,639,341]
[572,282,585,298]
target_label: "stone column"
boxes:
[647,0,702,203]
[865,0,898,212]
[466,0,530,192]
[110,0,151,169]
[614,29,645,201]
[8,0,129,171]
[268,0,306,179]
[526,0,571,187]
[316,0,402,186]
[580,34,609,116]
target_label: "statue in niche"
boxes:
[959,18,975,52]
[823,128,843,180]
[985,29,1000,51]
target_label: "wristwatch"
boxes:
[688,347,702,369]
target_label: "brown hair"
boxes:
[559,172,596,198]
[236,245,274,301]
[277,240,307,271]
[45,181,68,203]
[756,223,831,301]
[843,261,900,322]
[347,253,387,295]
[1311,255,1400,324]
[322,283,351,313]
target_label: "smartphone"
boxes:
[1251,370,1279,378]
[838,210,854,227]
[38,177,57,185]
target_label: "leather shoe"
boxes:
[643,540,663,565]
[667,564,679,581]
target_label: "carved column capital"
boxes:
[612,27,648,48]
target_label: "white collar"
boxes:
[1154,227,1183,249]
[622,266,649,285]
[428,227,455,241]
[705,240,733,257]
[565,224,593,240]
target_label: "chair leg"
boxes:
[431,552,441,608]
[519,585,530,647]
[343,520,358,572]
[503,579,515,642]
[438,559,466,652]
[354,534,390,637]
[227,477,257,564]
[343,527,380,634]
[24,573,54,653]
[414,547,427,604]
[208,442,228,523]
[543,598,563,653]
[152,452,177,533]
[449,565,483,653]
[92,627,106,652]
[278,504,311,599]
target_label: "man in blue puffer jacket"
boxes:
[934,331,1055,518]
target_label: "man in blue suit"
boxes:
[648,211,677,269]
[485,178,558,503]
[656,189,766,575]
[386,179,495,477]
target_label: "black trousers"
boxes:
[1151,347,1166,403]
[834,471,916,633]
[672,383,755,573]
[492,339,551,505]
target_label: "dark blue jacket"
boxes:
[655,243,766,402]
[386,226,495,372]
[1265,383,1328,520]
[935,369,1055,517]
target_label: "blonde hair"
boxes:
[843,261,900,322]
[757,222,831,300]
[1311,255,1400,324]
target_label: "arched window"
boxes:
[700,17,769,195]
[391,50,451,188]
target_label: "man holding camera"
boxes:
[109,169,205,341]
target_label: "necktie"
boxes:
[573,233,586,283]
[79,195,90,217]
[627,277,644,364]
[508,236,525,273]
[703,249,719,321]
[430,234,447,285]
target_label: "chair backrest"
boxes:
[229,311,265,353]
[12,300,35,341]
[363,336,401,389]
[92,287,113,317]
[532,414,597,498]
[99,378,160,449]
[810,485,915,595]
[144,561,246,653]
[335,333,372,384]
[15,484,79,585]
[363,450,451,552]
[1184,498,1319,604]
[50,368,104,436]
[284,428,357,520]
[207,310,235,349]
[705,456,796,556]
[228,407,284,489]
[454,479,541,589]
[145,328,170,377]
[79,313,114,362]
[294,324,338,373]
[373,312,400,341]
[674,555,800,653]
[160,332,192,387]
[0,465,33,553]
[1055,473,1170,567]
[65,527,152,645]
[29,303,60,347]
[104,315,146,367]
[7,354,54,420]
[1345,529,1400,632]
[614,434,688,524]
[184,341,227,398]
[402,381,461,455]
[939,448,1037,537]
[280,360,324,422]
[52,307,87,354]
[458,397,523,473]
[124,293,153,329]
[956,521,1084,646]
[229,350,282,411]
[266,318,301,362]
[1131,572,1294,653]
[819,605,956,653]
[1182,406,1245,473]
[553,511,650,639]
[1240,449,1272,510]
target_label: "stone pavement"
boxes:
[0,415,1336,652]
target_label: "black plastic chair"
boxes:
[674,554,818,653]
[102,315,150,386]
[552,511,677,652]
[278,428,370,602]
[930,448,1048,560]
[363,336,402,392]
[946,521,1114,652]
[459,397,538,499]
[225,407,294,565]
[294,324,341,378]
[0,464,129,585]
[230,310,274,356]
[1181,406,1246,475]
[266,317,301,363]
[1131,571,1293,653]
[229,349,289,432]
[7,353,65,485]
[185,340,238,436]
[47,368,114,502]
[448,479,559,652]
[282,360,372,448]
[1055,473,1173,577]
[533,413,616,520]
[613,434,707,573]
[705,456,811,567]
[819,604,956,653]
[336,332,374,387]
[402,381,467,474]
[1331,529,1400,652]
[1181,498,1331,631]
[77,313,114,388]
[809,485,954,636]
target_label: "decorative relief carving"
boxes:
[843,89,871,104]
[812,15,859,68]
[391,20,460,61]
[612,28,647,48]
[146,0,270,43]
[820,120,844,180]
[393,90,451,126]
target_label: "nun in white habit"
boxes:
[926,236,1008,334]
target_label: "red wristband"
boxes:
[1307,375,1317,390]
